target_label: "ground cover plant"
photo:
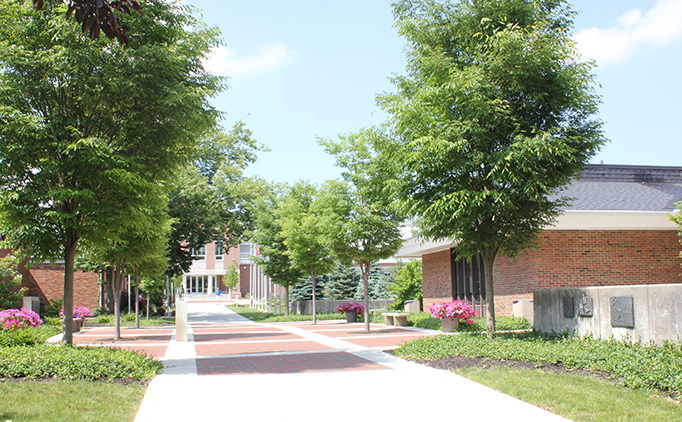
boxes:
[393,331,682,398]
[0,344,162,381]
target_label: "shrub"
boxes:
[42,298,64,318]
[0,308,43,331]
[97,316,111,324]
[0,325,60,346]
[123,313,136,322]
[0,344,163,380]
[0,254,25,310]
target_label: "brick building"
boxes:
[397,164,682,317]
[0,249,99,310]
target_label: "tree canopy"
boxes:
[318,127,404,332]
[0,0,223,343]
[377,0,606,335]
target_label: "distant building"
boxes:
[397,164,682,317]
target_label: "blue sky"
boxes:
[185,0,682,185]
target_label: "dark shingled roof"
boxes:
[553,164,682,211]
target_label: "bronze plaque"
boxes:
[563,296,574,318]
[610,297,634,328]
[578,297,593,317]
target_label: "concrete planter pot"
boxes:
[440,317,459,332]
[345,311,358,323]
[61,318,82,333]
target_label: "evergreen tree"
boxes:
[354,263,391,300]
[325,264,360,300]
[290,276,326,302]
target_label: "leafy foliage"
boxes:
[394,332,682,397]
[388,260,423,310]
[33,0,142,46]
[0,344,162,380]
[0,254,25,310]
[0,325,60,347]
[671,200,682,272]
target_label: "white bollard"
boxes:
[176,299,187,342]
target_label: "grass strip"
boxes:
[0,380,145,422]
[394,331,682,396]
[455,367,682,422]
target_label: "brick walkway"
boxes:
[132,301,570,422]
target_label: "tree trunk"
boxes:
[311,268,317,325]
[146,291,150,321]
[134,267,140,329]
[112,263,125,341]
[62,225,79,345]
[482,246,497,338]
[285,286,289,316]
[105,267,114,313]
[361,261,370,333]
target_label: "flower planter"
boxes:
[440,317,459,332]
[61,318,82,333]
[345,311,358,323]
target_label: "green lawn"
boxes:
[0,380,146,422]
[455,367,682,422]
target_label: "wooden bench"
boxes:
[384,312,410,327]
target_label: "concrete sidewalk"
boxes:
[134,302,569,422]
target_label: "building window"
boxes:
[191,246,206,260]
[215,243,223,260]
[186,275,209,293]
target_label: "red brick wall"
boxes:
[422,250,453,310]
[24,263,99,310]
[422,230,681,316]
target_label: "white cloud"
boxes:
[574,0,682,64]
[203,43,301,77]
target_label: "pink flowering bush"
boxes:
[335,302,365,314]
[428,300,476,325]
[0,308,43,331]
[59,306,94,319]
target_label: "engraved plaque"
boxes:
[610,297,634,328]
[563,296,575,318]
[577,297,593,317]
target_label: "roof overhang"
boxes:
[396,209,679,258]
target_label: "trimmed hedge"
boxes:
[393,331,682,396]
[0,345,163,381]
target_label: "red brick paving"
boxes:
[196,340,330,356]
[340,334,435,348]
[196,351,388,375]
[193,331,299,343]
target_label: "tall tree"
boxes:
[0,0,222,344]
[166,123,266,278]
[250,187,303,315]
[378,0,606,335]
[388,260,423,310]
[325,263,360,301]
[279,182,335,324]
[318,128,404,333]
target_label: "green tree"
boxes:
[318,128,404,332]
[0,1,222,343]
[325,263,360,300]
[279,182,335,324]
[166,123,266,278]
[223,261,239,291]
[378,0,606,336]
[250,187,303,315]
[0,254,26,310]
[388,260,423,310]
